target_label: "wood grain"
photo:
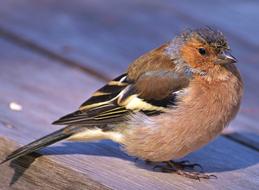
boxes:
[0,0,188,77]
[0,137,110,190]
[0,38,259,190]
[169,0,259,49]
[0,0,258,149]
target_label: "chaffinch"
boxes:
[1,27,243,180]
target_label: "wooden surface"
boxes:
[0,1,258,189]
[0,0,258,149]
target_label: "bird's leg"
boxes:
[134,157,139,162]
[167,160,203,171]
[145,160,152,164]
[153,160,217,180]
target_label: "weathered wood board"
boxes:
[0,39,258,190]
[0,0,258,149]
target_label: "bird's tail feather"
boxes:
[0,126,79,164]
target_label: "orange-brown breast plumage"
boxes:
[122,63,243,161]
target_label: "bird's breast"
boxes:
[122,74,243,161]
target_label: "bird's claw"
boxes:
[165,160,203,172]
[153,160,216,180]
[176,170,217,181]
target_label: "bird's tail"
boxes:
[0,126,79,164]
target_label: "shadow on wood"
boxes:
[7,132,256,177]
[9,153,42,186]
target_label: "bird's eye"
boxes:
[198,48,206,56]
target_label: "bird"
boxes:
[0,27,243,180]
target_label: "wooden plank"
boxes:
[0,39,259,190]
[0,0,188,77]
[169,0,259,49]
[0,0,258,150]
[0,138,109,190]
[0,38,109,189]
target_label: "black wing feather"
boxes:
[53,70,187,126]
[53,74,132,125]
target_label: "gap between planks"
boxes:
[0,26,257,154]
[223,134,259,152]
[0,27,110,82]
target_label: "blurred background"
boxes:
[0,0,259,189]
[1,0,258,76]
[1,0,258,145]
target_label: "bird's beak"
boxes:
[216,51,237,64]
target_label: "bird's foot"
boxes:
[174,170,217,181]
[167,160,203,172]
[153,160,217,180]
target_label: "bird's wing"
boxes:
[53,72,190,126]
[52,74,131,125]
[53,46,191,126]
[1,69,190,164]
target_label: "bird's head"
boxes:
[168,27,237,80]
